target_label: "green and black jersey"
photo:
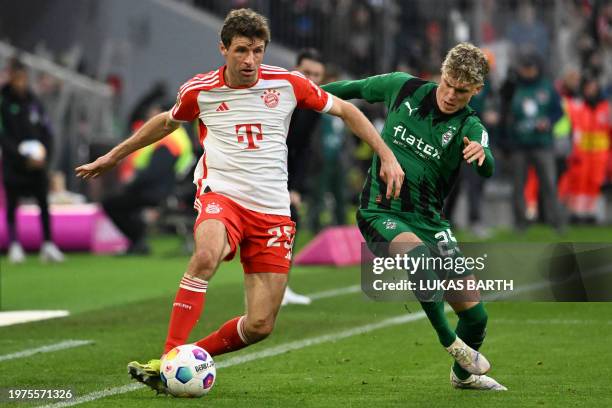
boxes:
[323,72,495,224]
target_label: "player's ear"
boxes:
[219,41,228,57]
[473,85,483,96]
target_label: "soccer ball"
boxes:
[160,344,216,397]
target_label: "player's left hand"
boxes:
[379,154,405,199]
[463,137,485,166]
[75,154,118,180]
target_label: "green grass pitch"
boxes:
[1,226,611,407]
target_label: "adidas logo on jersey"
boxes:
[216,102,230,112]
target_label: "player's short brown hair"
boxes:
[441,42,489,86]
[220,8,271,48]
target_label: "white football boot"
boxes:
[40,241,65,263]
[445,337,490,375]
[451,368,507,391]
[281,286,312,306]
[8,242,26,263]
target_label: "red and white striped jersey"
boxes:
[171,64,333,216]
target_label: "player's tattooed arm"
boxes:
[76,111,180,179]
[327,96,404,198]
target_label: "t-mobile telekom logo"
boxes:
[173,302,192,310]
[235,123,263,149]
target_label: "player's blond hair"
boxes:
[441,42,489,86]
[220,8,271,48]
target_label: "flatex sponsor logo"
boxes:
[392,124,441,159]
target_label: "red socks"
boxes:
[164,275,249,357]
[196,316,249,356]
[164,276,208,354]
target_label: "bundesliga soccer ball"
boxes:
[160,344,216,397]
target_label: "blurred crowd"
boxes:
[0,0,611,256]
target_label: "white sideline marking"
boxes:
[0,340,94,363]
[36,309,443,408]
[308,285,361,300]
[0,310,69,327]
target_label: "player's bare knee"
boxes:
[188,248,220,280]
[243,316,275,341]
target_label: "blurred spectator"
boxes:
[287,47,325,223]
[0,57,65,263]
[394,2,424,72]
[552,67,577,175]
[507,52,565,232]
[307,65,347,232]
[506,1,550,59]
[284,47,325,306]
[480,0,500,44]
[558,76,611,223]
[596,1,612,38]
[523,64,581,221]
[346,3,375,75]
[291,0,323,47]
[553,65,581,170]
[421,20,446,78]
[106,73,126,139]
[596,2,612,87]
[557,65,582,98]
[556,0,591,71]
[128,80,169,129]
[103,103,194,255]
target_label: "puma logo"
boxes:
[404,101,419,116]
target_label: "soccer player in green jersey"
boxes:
[322,43,506,391]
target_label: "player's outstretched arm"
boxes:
[322,73,404,104]
[75,111,180,179]
[327,95,404,199]
[322,79,368,101]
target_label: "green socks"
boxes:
[408,245,456,348]
[406,246,489,375]
[419,300,457,347]
[452,302,488,380]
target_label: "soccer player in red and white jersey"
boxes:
[76,8,404,393]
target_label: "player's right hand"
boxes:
[379,155,404,199]
[289,190,302,209]
[75,154,118,180]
